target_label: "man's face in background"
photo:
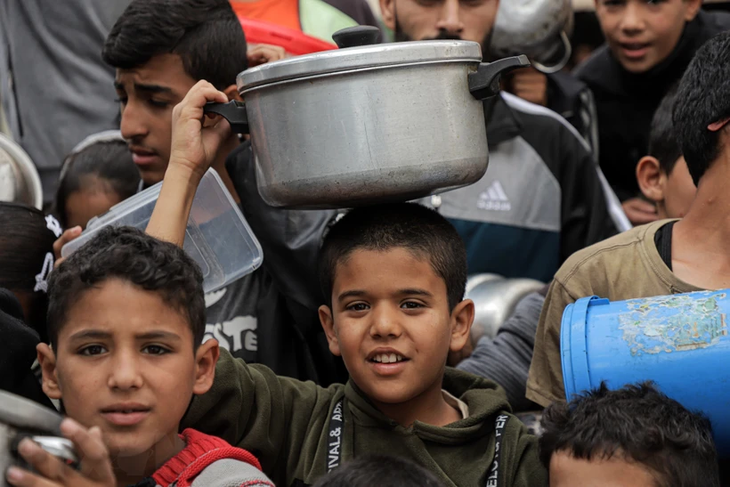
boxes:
[380,0,499,54]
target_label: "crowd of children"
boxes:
[1,0,730,486]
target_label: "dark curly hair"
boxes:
[539,382,719,487]
[47,226,205,349]
[319,203,467,311]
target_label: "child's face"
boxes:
[37,278,218,459]
[549,451,660,487]
[319,247,472,409]
[662,157,696,219]
[65,183,125,230]
[637,155,696,219]
[595,0,701,73]
[115,54,196,186]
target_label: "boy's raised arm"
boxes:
[145,80,231,244]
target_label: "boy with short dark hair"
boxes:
[635,87,696,220]
[143,81,548,487]
[575,0,729,223]
[539,382,719,487]
[8,226,273,487]
[102,0,248,188]
[528,31,730,408]
[72,0,341,386]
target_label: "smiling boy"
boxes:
[141,81,548,487]
[575,0,729,222]
[8,226,273,487]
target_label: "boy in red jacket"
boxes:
[7,226,273,487]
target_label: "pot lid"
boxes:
[238,39,483,92]
[0,133,43,210]
[0,391,63,434]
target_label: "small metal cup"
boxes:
[0,392,78,486]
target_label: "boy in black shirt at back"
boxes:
[575,0,729,224]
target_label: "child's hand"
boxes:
[168,80,231,181]
[6,418,115,487]
[247,43,287,67]
[622,197,658,225]
[52,227,82,269]
[505,67,548,107]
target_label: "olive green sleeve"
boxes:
[503,416,548,487]
[180,349,340,483]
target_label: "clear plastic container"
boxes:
[61,168,263,293]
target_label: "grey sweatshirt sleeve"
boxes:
[457,292,545,412]
[191,459,274,487]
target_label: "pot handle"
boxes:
[332,26,381,49]
[532,31,573,75]
[203,101,249,134]
[468,55,530,100]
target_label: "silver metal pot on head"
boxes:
[0,391,78,486]
[0,134,43,210]
[490,0,573,74]
[465,274,545,342]
[206,26,530,209]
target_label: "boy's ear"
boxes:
[636,156,665,204]
[380,0,396,31]
[684,0,702,22]
[192,339,220,396]
[223,84,242,102]
[37,343,62,400]
[319,305,342,357]
[449,299,475,353]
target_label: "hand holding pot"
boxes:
[168,80,231,182]
[505,67,548,107]
[148,81,231,246]
[6,418,115,487]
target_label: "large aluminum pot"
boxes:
[491,0,573,74]
[0,391,78,486]
[465,274,545,342]
[207,26,529,209]
[0,134,43,210]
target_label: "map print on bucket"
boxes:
[561,289,730,456]
[618,293,728,356]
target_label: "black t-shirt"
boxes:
[653,221,677,270]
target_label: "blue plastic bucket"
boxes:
[561,290,730,455]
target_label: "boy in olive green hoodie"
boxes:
[146,81,547,487]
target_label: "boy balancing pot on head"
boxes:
[144,82,548,486]
[6,226,274,487]
[539,382,720,487]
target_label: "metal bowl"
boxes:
[465,274,545,342]
[491,0,573,73]
[0,133,43,210]
[0,391,77,486]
